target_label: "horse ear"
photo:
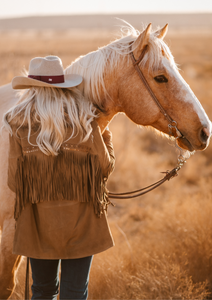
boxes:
[132,23,152,60]
[155,24,168,40]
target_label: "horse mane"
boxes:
[65,23,177,109]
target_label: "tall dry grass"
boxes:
[1,29,212,299]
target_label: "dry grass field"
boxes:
[1,23,212,299]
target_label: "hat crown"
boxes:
[28,56,64,76]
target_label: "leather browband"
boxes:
[28,75,65,84]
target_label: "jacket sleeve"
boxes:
[92,123,115,178]
[7,132,22,193]
[102,128,115,176]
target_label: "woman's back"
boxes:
[2,55,115,299]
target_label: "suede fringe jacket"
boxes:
[8,120,115,221]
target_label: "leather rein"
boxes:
[108,44,186,200]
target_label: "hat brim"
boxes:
[12,74,83,89]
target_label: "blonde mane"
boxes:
[65,24,177,108]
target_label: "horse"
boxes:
[0,23,211,299]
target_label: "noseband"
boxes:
[108,44,188,200]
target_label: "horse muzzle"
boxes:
[177,125,211,151]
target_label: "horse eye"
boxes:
[154,75,168,83]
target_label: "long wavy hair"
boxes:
[3,86,96,156]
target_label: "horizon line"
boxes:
[1,11,212,20]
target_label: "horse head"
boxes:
[66,23,211,152]
[118,23,211,151]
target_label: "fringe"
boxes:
[14,151,110,221]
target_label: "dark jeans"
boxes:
[30,256,93,300]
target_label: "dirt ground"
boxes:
[1,18,212,299]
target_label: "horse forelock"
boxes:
[65,24,177,107]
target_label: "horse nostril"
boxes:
[199,127,210,144]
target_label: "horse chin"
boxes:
[176,137,195,151]
[177,136,210,151]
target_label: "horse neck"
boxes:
[96,79,119,132]
[93,55,126,132]
[69,48,127,131]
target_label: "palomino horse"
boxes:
[0,23,211,299]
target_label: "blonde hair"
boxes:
[3,87,96,156]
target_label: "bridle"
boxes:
[108,44,188,200]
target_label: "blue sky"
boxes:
[1,0,212,19]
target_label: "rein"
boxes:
[108,44,187,200]
[108,168,181,199]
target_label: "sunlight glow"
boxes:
[0,0,212,19]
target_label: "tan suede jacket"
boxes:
[8,120,115,221]
[8,119,115,259]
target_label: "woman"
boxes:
[3,55,115,300]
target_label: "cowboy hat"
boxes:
[12,56,83,89]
